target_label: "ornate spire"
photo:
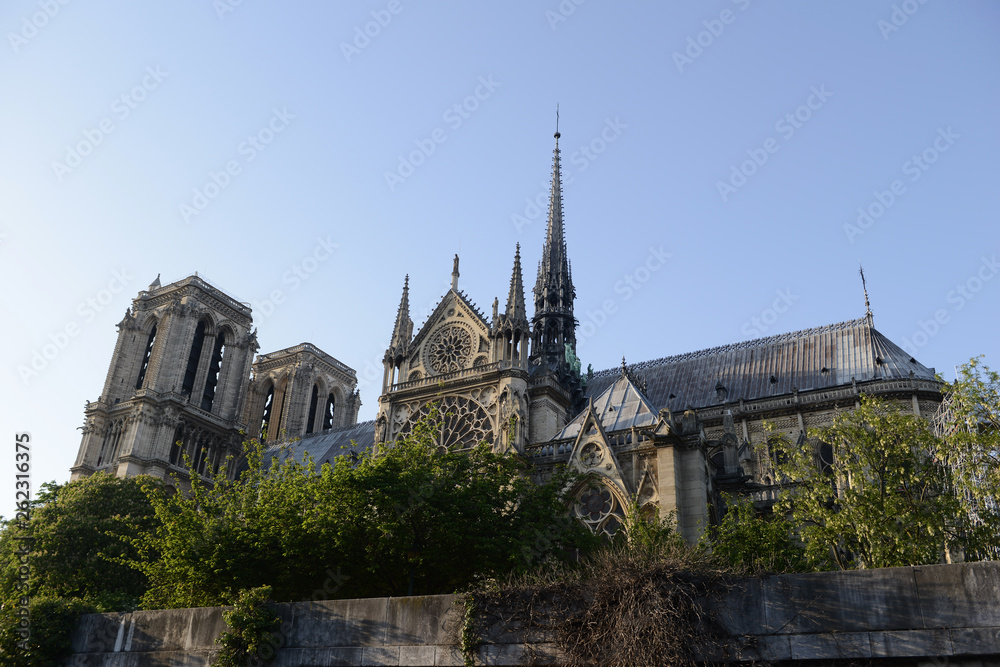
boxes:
[534,125,573,306]
[389,275,413,353]
[505,243,528,325]
[530,121,578,369]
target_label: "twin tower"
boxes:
[72,131,581,486]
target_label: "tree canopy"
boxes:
[766,391,981,570]
[936,356,1000,559]
[132,404,594,609]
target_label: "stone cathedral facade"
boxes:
[71,130,943,541]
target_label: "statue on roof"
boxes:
[564,343,582,378]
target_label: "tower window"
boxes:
[135,325,157,390]
[260,385,274,440]
[200,333,226,412]
[323,393,336,431]
[170,426,184,466]
[181,322,206,396]
[306,384,319,434]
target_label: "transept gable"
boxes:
[566,401,628,499]
[407,290,492,379]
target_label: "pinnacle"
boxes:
[505,244,528,325]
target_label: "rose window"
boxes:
[398,396,493,451]
[574,485,625,537]
[426,325,473,374]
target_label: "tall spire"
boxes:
[530,120,578,368]
[533,118,575,314]
[505,243,528,324]
[389,275,413,352]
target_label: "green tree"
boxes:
[0,473,161,611]
[937,356,1000,558]
[704,497,807,573]
[768,395,965,570]
[133,404,592,609]
[0,474,161,666]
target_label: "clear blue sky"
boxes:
[1,2,998,510]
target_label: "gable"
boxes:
[407,290,492,379]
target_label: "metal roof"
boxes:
[556,371,657,440]
[258,420,376,471]
[585,317,937,413]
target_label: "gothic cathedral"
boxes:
[72,129,944,541]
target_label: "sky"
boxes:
[1,1,998,513]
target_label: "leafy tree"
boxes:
[0,473,161,612]
[0,596,96,667]
[704,497,807,573]
[0,474,160,666]
[132,404,592,609]
[936,356,1000,558]
[768,395,965,570]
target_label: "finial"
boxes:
[859,263,872,322]
[554,104,560,140]
[621,356,628,375]
[451,254,460,291]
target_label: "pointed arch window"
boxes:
[323,393,336,431]
[200,332,226,412]
[260,385,275,441]
[306,384,319,434]
[135,324,157,389]
[170,426,184,466]
[181,321,206,396]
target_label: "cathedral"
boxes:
[71,129,944,542]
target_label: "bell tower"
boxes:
[71,274,257,484]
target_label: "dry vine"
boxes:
[467,541,739,666]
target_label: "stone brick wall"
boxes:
[67,562,1000,666]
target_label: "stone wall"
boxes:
[67,562,1000,666]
